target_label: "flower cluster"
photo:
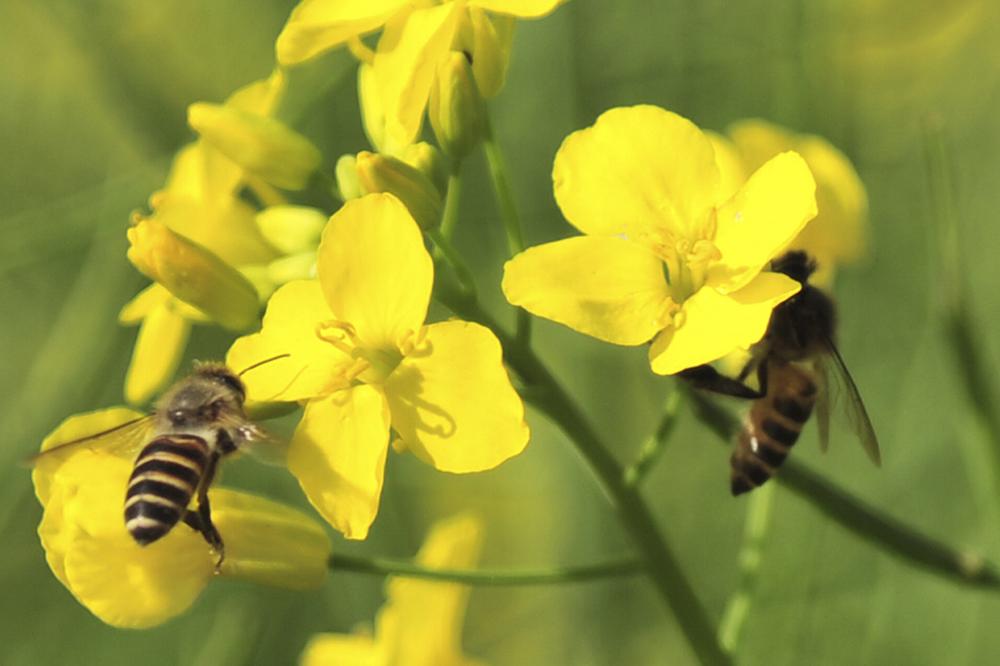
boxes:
[32,0,875,642]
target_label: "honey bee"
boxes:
[680,251,881,495]
[29,356,287,564]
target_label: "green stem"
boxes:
[684,387,1000,589]
[624,389,684,487]
[718,482,775,653]
[435,280,731,666]
[330,553,642,586]
[483,115,532,346]
[428,228,477,299]
[440,171,463,240]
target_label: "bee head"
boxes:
[193,362,246,404]
[157,363,246,427]
[770,251,817,285]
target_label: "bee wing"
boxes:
[813,358,831,454]
[24,414,156,466]
[819,337,882,466]
[216,412,289,467]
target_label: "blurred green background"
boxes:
[3,0,1000,664]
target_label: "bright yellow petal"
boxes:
[227,280,348,403]
[461,8,514,98]
[706,131,747,203]
[212,489,331,590]
[373,3,462,147]
[123,302,191,405]
[709,151,817,292]
[379,514,485,666]
[276,0,411,65]
[553,105,720,238]
[317,193,433,352]
[384,321,529,472]
[63,526,213,629]
[467,0,565,17]
[301,633,384,666]
[502,236,672,346]
[649,272,801,375]
[288,385,392,540]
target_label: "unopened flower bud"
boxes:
[428,52,487,162]
[335,154,363,201]
[400,142,448,197]
[127,218,259,331]
[188,102,321,190]
[355,151,443,230]
[256,206,327,255]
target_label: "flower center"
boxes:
[642,209,721,303]
[316,319,407,387]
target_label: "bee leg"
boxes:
[676,364,762,400]
[756,360,770,396]
[196,451,226,572]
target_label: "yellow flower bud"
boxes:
[400,141,448,197]
[188,102,321,191]
[256,205,327,255]
[267,251,317,285]
[355,151,444,230]
[335,154,363,201]
[428,52,487,161]
[127,217,260,331]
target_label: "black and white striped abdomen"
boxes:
[124,434,209,545]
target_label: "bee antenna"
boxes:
[238,354,291,377]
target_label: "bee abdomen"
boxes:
[124,435,208,546]
[730,379,815,496]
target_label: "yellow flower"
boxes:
[355,150,444,230]
[276,0,563,148]
[227,193,529,539]
[301,514,486,666]
[502,105,818,375]
[718,119,869,286]
[33,409,331,629]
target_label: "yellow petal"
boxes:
[123,302,191,405]
[373,3,463,147]
[384,321,529,472]
[227,280,347,403]
[709,151,817,292]
[127,218,260,331]
[276,0,411,66]
[188,102,321,191]
[301,633,384,666]
[225,69,286,117]
[212,489,331,590]
[288,385,392,539]
[649,272,801,375]
[467,0,565,17]
[553,105,720,238]
[459,8,514,99]
[379,514,486,666]
[355,151,444,230]
[706,131,748,203]
[162,141,242,205]
[33,408,146,507]
[317,194,433,352]
[502,236,672,346]
[63,526,213,629]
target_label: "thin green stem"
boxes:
[428,228,477,299]
[434,279,731,666]
[684,386,1000,589]
[718,482,775,653]
[330,553,643,586]
[624,389,684,487]
[483,115,532,346]
[440,171,463,240]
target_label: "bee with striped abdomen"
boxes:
[680,251,881,495]
[29,357,286,565]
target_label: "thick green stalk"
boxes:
[435,281,731,666]
[684,387,1000,589]
[330,553,642,586]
